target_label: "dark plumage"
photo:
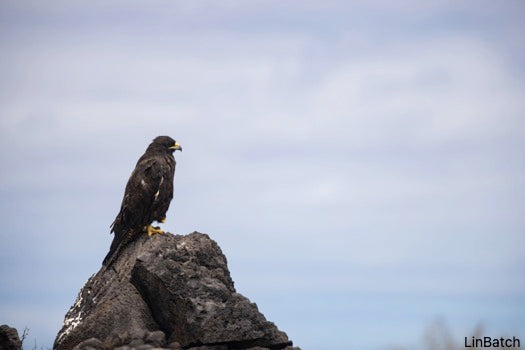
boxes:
[103,136,182,266]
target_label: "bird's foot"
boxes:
[147,224,164,237]
[160,217,166,223]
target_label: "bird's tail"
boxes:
[102,229,134,267]
[102,240,119,267]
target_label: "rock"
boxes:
[144,330,166,347]
[54,232,295,350]
[72,337,104,350]
[166,341,182,349]
[0,325,22,350]
[186,346,228,350]
[134,345,155,350]
[115,346,156,350]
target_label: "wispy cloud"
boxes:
[1,1,524,349]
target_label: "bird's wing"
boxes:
[104,156,167,266]
[125,156,166,220]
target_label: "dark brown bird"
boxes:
[103,136,182,266]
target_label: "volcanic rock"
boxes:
[54,232,297,350]
[0,325,22,350]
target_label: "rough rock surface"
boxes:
[0,325,22,350]
[54,232,297,350]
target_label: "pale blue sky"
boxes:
[1,1,524,349]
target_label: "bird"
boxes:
[103,136,182,266]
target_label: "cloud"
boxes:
[1,1,524,348]
[1,8,524,277]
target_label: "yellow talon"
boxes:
[147,224,164,237]
[160,218,166,223]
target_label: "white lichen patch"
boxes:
[57,293,85,343]
[73,295,83,309]
[58,310,83,342]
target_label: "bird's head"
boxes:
[149,136,182,153]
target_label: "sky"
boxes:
[0,1,524,349]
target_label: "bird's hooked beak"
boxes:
[169,141,182,152]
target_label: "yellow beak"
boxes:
[169,142,182,151]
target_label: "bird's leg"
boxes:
[160,217,166,223]
[147,224,164,237]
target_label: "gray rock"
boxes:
[186,346,228,350]
[144,330,166,347]
[54,232,295,350]
[134,345,155,350]
[72,337,104,350]
[0,325,21,350]
[129,338,145,347]
[166,341,183,349]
